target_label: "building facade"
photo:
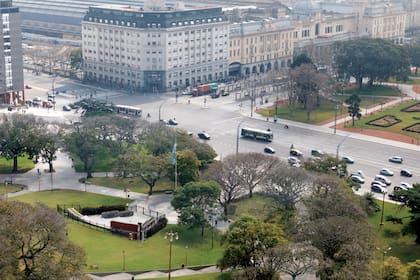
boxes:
[82,2,229,92]
[0,0,24,104]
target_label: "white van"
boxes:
[374,174,391,186]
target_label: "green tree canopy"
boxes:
[345,93,361,126]
[168,149,201,186]
[399,184,420,244]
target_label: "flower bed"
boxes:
[367,115,401,127]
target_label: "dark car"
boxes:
[311,149,324,157]
[25,84,32,89]
[400,169,412,177]
[197,131,210,140]
[63,105,72,111]
[211,93,220,99]
[168,118,178,125]
[371,185,386,193]
[264,146,276,154]
[388,192,407,203]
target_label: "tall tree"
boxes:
[171,181,220,236]
[138,122,176,156]
[263,163,309,210]
[0,201,86,279]
[203,156,244,215]
[345,93,361,126]
[399,184,420,244]
[218,216,285,279]
[235,152,279,198]
[0,114,42,172]
[168,149,201,186]
[133,151,167,195]
[69,48,83,70]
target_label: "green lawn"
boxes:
[12,190,224,272]
[369,200,420,263]
[140,272,233,280]
[87,176,174,194]
[0,183,25,195]
[348,100,419,139]
[227,193,277,223]
[343,85,401,97]
[333,94,388,108]
[0,156,35,173]
[71,152,117,173]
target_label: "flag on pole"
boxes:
[171,143,177,165]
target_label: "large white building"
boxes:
[81,0,229,92]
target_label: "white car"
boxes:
[374,175,392,186]
[399,182,413,189]
[351,175,365,184]
[350,170,365,179]
[342,156,354,164]
[371,180,386,188]
[380,168,394,176]
[287,156,301,165]
[388,156,403,163]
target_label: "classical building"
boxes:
[0,0,24,104]
[81,0,229,92]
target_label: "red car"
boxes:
[25,85,32,89]
[42,101,53,108]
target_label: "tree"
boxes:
[288,63,330,121]
[69,47,83,70]
[383,256,407,280]
[407,260,420,280]
[138,122,176,156]
[399,184,420,243]
[132,151,167,195]
[235,152,279,198]
[168,149,201,186]
[176,131,217,168]
[0,114,42,172]
[297,184,375,278]
[291,53,313,68]
[0,201,86,279]
[345,93,361,126]
[203,156,244,215]
[171,181,220,236]
[273,242,322,280]
[263,162,309,210]
[218,216,285,279]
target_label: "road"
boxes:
[9,71,420,201]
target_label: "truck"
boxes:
[192,83,218,97]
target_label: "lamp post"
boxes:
[184,246,188,267]
[236,119,246,156]
[336,134,351,159]
[334,101,339,134]
[164,231,179,280]
[380,190,387,226]
[37,168,41,191]
[158,100,167,122]
[211,216,218,249]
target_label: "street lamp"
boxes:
[377,246,392,278]
[184,246,188,267]
[334,101,339,134]
[236,118,246,156]
[158,100,167,122]
[210,216,218,249]
[336,134,351,159]
[37,168,41,191]
[380,190,387,226]
[164,231,179,280]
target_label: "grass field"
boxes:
[227,193,277,222]
[71,152,117,173]
[347,100,419,139]
[11,190,224,272]
[369,200,420,263]
[0,183,25,195]
[0,156,35,173]
[140,272,233,280]
[87,176,174,194]
[343,85,401,97]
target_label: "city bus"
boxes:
[241,127,273,142]
[113,105,142,117]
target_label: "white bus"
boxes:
[241,127,273,142]
[114,105,142,117]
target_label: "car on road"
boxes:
[25,84,32,89]
[400,169,412,177]
[264,146,276,154]
[42,101,53,108]
[342,156,354,164]
[388,156,403,163]
[63,105,72,111]
[374,174,392,186]
[380,168,394,176]
[290,148,303,157]
[351,175,365,184]
[371,185,387,193]
[197,131,210,140]
[168,118,178,126]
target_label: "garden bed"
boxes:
[367,115,401,128]
[401,102,420,113]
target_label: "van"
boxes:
[374,175,391,186]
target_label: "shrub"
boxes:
[119,211,134,217]
[101,210,120,218]
[80,204,126,215]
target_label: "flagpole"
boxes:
[174,155,177,189]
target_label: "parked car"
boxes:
[264,146,276,154]
[371,185,387,193]
[371,180,386,188]
[393,185,408,192]
[351,175,365,184]
[380,168,394,176]
[25,84,32,89]
[342,156,354,164]
[399,182,413,189]
[7,106,13,111]
[197,131,210,140]
[388,192,406,202]
[374,174,392,186]
[351,170,365,179]
[311,149,324,157]
[168,118,178,125]
[289,148,303,157]
[287,156,301,165]
[400,169,413,177]
[63,105,72,111]
[388,156,403,163]
[42,101,53,108]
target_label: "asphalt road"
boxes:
[12,71,420,201]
